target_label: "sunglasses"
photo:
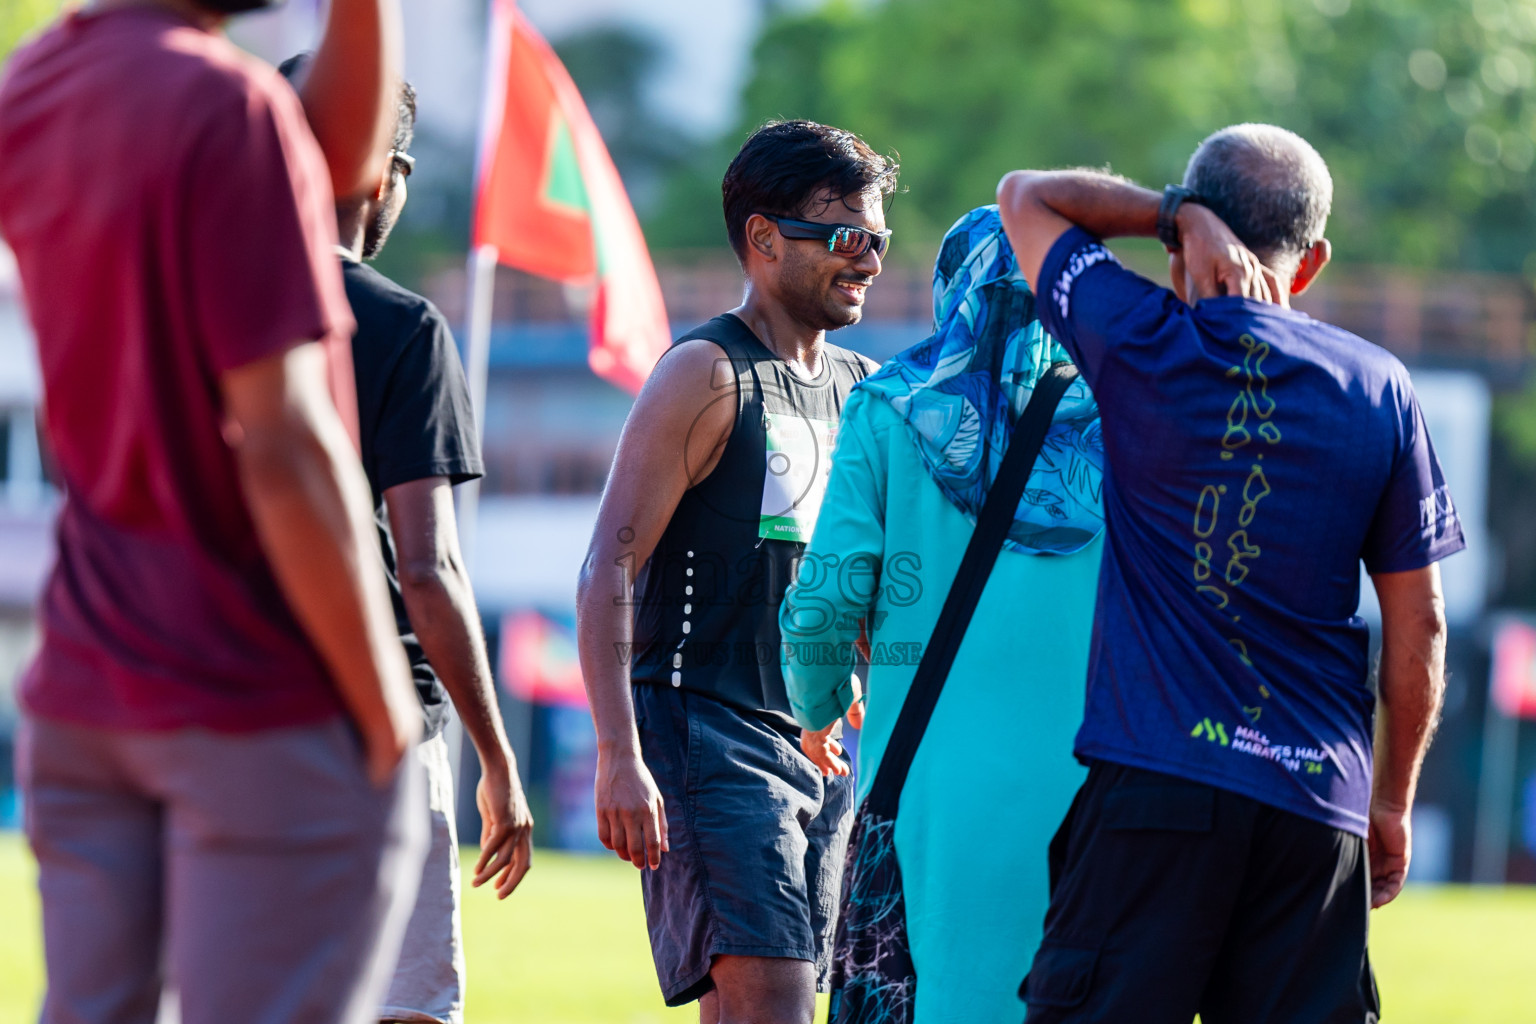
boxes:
[760,214,891,259]
[390,150,415,179]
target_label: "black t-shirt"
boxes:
[341,256,484,738]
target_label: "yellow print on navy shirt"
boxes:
[1188,334,1296,750]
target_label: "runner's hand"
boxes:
[595,749,669,869]
[1176,203,1273,302]
[801,719,850,777]
[1368,800,1412,908]
[473,755,534,899]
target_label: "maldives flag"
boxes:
[472,1,670,394]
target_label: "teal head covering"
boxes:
[857,205,1105,555]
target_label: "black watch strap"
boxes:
[1158,185,1201,251]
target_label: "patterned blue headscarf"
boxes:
[857,205,1105,555]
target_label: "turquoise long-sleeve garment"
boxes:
[781,387,1100,1023]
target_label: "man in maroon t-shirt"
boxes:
[0,1,428,1021]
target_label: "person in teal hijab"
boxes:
[780,205,1104,1021]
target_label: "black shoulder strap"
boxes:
[865,362,1081,817]
[676,314,761,359]
[674,314,766,418]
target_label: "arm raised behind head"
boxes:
[996,169,1269,302]
[291,0,403,201]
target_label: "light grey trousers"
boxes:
[18,713,427,1024]
[380,731,465,1024]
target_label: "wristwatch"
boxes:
[1158,185,1203,251]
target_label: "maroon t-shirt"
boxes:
[0,8,358,731]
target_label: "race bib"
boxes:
[759,412,837,542]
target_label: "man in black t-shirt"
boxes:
[280,57,532,1024]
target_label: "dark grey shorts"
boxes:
[19,713,426,1024]
[633,684,854,1007]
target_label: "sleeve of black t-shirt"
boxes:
[372,308,485,493]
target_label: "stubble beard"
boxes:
[362,204,400,261]
[780,252,864,333]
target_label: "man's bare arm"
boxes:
[1368,563,1447,908]
[221,343,419,784]
[385,477,532,898]
[575,340,735,870]
[291,0,403,200]
[996,169,1268,301]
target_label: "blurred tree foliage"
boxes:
[1,0,63,61]
[651,0,1536,275]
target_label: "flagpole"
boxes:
[458,0,513,575]
[458,242,539,805]
[444,0,521,840]
[1472,617,1522,884]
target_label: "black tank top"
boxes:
[631,313,870,724]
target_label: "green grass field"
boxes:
[2,833,1534,1023]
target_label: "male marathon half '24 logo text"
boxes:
[1189,719,1327,776]
[1230,725,1327,776]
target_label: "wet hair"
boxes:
[276,53,416,158]
[1182,123,1332,274]
[721,119,899,263]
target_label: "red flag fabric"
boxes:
[473,2,670,393]
[1491,619,1536,720]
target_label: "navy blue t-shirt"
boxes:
[1036,227,1465,836]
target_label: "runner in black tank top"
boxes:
[575,121,899,1019]
[630,312,869,721]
